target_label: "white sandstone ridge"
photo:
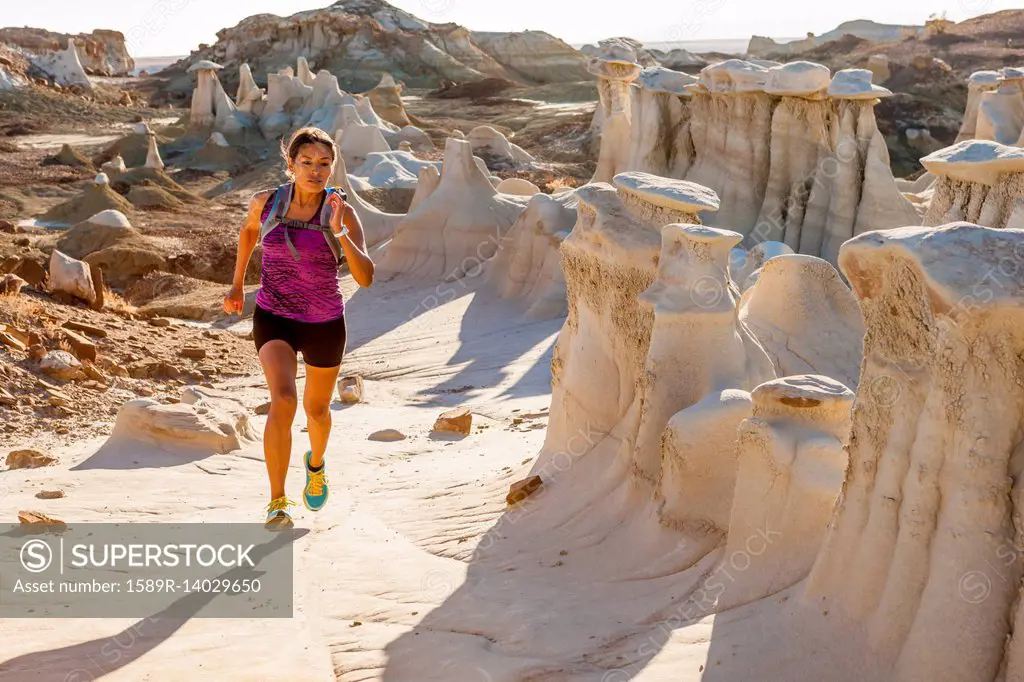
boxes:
[921,139,1024,229]
[165,0,590,92]
[974,67,1024,147]
[616,58,918,264]
[378,138,531,279]
[0,27,133,76]
[328,149,404,248]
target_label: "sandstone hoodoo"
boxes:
[607,58,919,264]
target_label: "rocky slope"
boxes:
[159,0,591,94]
[749,19,924,58]
[0,28,133,77]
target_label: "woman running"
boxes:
[224,126,374,529]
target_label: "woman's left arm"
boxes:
[330,194,374,287]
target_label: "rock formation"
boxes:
[589,43,643,183]
[365,73,411,127]
[921,139,1024,228]
[329,148,403,248]
[615,59,919,264]
[38,173,134,226]
[55,210,165,284]
[30,38,92,90]
[93,123,163,169]
[110,386,256,454]
[380,138,529,279]
[188,60,253,138]
[467,126,535,170]
[956,70,1001,142]
[975,67,1024,147]
[800,223,1024,681]
[163,0,591,93]
[487,189,578,318]
[0,27,133,76]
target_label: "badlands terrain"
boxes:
[2,0,1024,680]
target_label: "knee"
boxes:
[304,400,331,423]
[272,388,298,416]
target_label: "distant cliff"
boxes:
[160,0,593,93]
[0,27,134,76]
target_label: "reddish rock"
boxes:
[6,449,56,469]
[62,328,98,362]
[433,407,472,435]
[506,475,544,505]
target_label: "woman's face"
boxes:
[289,142,335,192]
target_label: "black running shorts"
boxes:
[252,305,347,368]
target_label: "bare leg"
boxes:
[303,363,342,468]
[258,340,299,499]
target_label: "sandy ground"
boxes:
[0,270,885,681]
[0,273,563,680]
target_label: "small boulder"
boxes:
[433,407,472,435]
[0,273,26,295]
[36,489,65,499]
[18,510,66,529]
[507,475,544,505]
[40,350,87,381]
[62,328,98,362]
[49,250,95,304]
[180,347,206,359]
[338,375,364,404]
[0,219,14,233]
[369,428,407,442]
[148,317,171,327]
[63,320,108,338]
[12,258,46,288]
[254,401,271,415]
[6,449,56,469]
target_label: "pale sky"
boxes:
[3,0,1016,57]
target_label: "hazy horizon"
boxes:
[2,0,1015,58]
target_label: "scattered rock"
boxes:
[368,428,407,442]
[0,328,26,352]
[28,343,46,360]
[89,262,105,310]
[6,449,56,469]
[0,273,26,295]
[40,350,87,381]
[180,347,206,359]
[433,407,472,435]
[0,386,16,406]
[47,394,71,407]
[11,259,46,288]
[136,385,154,396]
[338,375,364,404]
[507,475,544,505]
[0,219,14,233]
[82,362,108,383]
[55,425,70,434]
[148,317,171,327]
[63,320,107,338]
[255,401,271,415]
[49,250,96,304]
[36,490,65,499]
[62,328,98,362]
[18,510,66,529]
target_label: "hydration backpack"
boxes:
[257,182,349,264]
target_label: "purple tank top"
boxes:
[255,190,345,323]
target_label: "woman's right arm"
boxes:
[233,190,274,286]
[224,190,273,313]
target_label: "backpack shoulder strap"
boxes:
[258,183,293,244]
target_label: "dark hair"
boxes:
[281,126,336,177]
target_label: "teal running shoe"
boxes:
[303,450,329,512]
